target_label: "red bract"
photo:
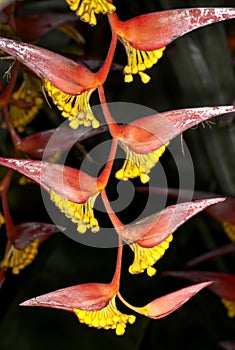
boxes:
[118,281,212,319]
[117,198,225,247]
[109,8,235,51]
[108,8,235,83]
[0,157,98,202]
[104,105,235,183]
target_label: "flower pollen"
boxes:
[66,0,116,26]
[1,240,40,274]
[116,143,168,184]
[73,296,136,335]
[129,235,173,277]
[10,74,43,132]
[221,298,235,318]
[50,190,99,233]
[44,80,100,129]
[122,41,165,83]
[222,221,235,242]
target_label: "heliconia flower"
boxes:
[143,187,235,243]
[0,139,117,233]
[218,340,235,350]
[102,102,235,183]
[164,270,235,318]
[20,240,135,335]
[66,0,116,26]
[102,188,225,276]
[108,8,235,83]
[0,222,62,275]
[118,281,212,319]
[9,71,43,132]
[0,33,117,129]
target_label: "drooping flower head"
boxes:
[101,101,235,183]
[108,8,235,83]
[0,33,117,129]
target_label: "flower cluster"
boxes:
[0,0,234,344]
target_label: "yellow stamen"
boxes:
[128,235,173,277]
[73,296,135,335]
[222,221,235,243]
[10,73,43,132]
[44,80,99,129]
[66,0,116,26]
[50,190,99,233]
[221,298,235,318]
[116,143,169,184]
[1,240,40,275]
[18,175,33,186]
[122,40,165,83]
[0,212,5,227]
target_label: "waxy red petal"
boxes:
[145,281,212,319]
[10,222,63,250]
[15,13,77,42]
[115,106,235,154]
[20,282,115,311]
[0,158,98,203]
[0,37,99,94]
[187,244,235,267]
[110,8,235,51]
[117,198,225,247]
[164,271,235,301]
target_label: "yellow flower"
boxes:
[122,40,165,83]
[10,73,43,132]
[128,235,173,277]
[73,296,136,335]
[115,143,168,184]
[50,190,99,234]
[66,0,116,26]
[222,221,235,243]
[44,79,100,129]
[221,298,235,318]
[1,240,40,275]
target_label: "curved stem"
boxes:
[108,12,122,33]
[111,235,123,289]
[97,137,117,189]
[3,105,22,149]
[101,188,123,228]
[117,291,145,315]
[98,84,120,137]
[97,30,117,83]
[2,189,14,236]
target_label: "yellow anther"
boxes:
[122,41,165,83]
[1,240,40,274]
[128,235,173,276]
[222,221,235,242]
[221,298,235,318]
[10,73,43,132]
[50,190,99,233]
[116,143,168,183]
[0,212,5,227]
[73,296,135,335]
[44,80,99,129]
[66,0,116,26]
